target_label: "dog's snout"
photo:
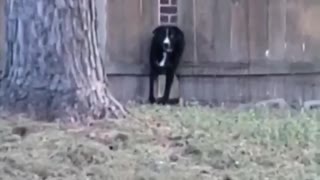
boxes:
[163,37,171,49]
[163,35,170,45]
[163,43,170,49]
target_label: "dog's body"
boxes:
[148,25,185,104]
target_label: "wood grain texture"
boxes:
[105,0,320,105]
[107,0,142,64]
[285,0,304,62]
[110,74,320,106]
[248,0,268,62]
[194,0,215,64]
[268,0,286,60]
[0,0,5,78]
[302,0,320,62]
[230,0,249,62]
[213,0,232,62]
[177,0,195,64]
[106,61,320,76]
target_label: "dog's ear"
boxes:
[172,26,183,36]
[152,26,164,35]
[172,26,184,41]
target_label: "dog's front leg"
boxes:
[149,72,157,104]
[157,72,174,105]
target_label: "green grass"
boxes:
[0,105,318,180]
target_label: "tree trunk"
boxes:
[0,0,128,123]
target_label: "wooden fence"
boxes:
[101,0,320,105]
[2,0,320,106]
[0,0,5,78]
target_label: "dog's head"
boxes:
[152,25,184,53]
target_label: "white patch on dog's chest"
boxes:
[159,52,167,67]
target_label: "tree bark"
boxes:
[0,0,128,123]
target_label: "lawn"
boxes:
[0,105,318,180]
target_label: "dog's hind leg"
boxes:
[157,71,174,105]
[148,72,157,104]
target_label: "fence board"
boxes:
[107,0,126,63]
[284,75,308,104]
[179,76,250,105]
[194,0,215,64]
[268,0,286,60]
[178,0,195,64]
[107,0,156,65]
[249,76,286,102]
[285,0,304,62]
[140,0,158,64]
[230,0,249,62]
[213,0,232,62]
[106,61,320,76]
[248,0,268,61]
[307,74,320,100]
[302,0,320,62]
[0,0,5,77]
[108,76,149,103]
[95,0,320,104]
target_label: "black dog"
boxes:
[148,25,185,105]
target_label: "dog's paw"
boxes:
[156,97,168,105]
[149,97,156,104]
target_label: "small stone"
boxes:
[183,144,202,156]
[114,133,129,142]
[208,149,223,157]
[223,175,233,180]
[303,100,320,110]
[300,156,311,166]
[87,132,97,138]
[169,154,179,162]
[255,157,275,167]
[12,126,28,137]
[200,169,210,174]
[169,141,184,148]
[255,98,289,109]
[167,135,183,141]
[314,153,320,165]
[231,133,241,140]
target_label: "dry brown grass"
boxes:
[0,105,318,180]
